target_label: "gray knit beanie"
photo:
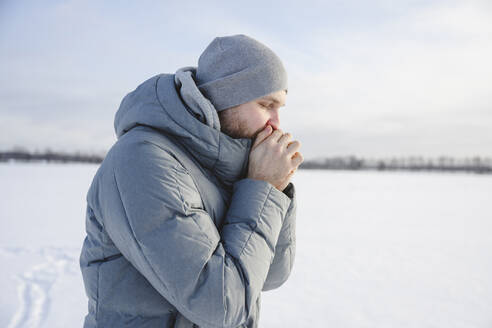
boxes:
[196,34,288,111]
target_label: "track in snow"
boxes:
[3,247,79,328]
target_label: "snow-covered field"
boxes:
[1,163,491,327]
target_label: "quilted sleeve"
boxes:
[262,182,297,291]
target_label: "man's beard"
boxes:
[221,122,263,140]
[218,111,263,140]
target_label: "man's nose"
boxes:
[267,110,280,130]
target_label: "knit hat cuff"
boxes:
[198,64,288,111]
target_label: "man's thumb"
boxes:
[252,125,272,149]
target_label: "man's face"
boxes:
[218,90,287,140]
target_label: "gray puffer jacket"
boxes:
[79,73,297,327]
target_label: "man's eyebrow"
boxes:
[261,96,285,106]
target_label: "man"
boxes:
[80,34,303,328]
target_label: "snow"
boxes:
[1,163,491,327]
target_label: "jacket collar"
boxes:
[114,74,252,189]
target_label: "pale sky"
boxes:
[1,0,491,159]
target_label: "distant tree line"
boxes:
[1,149,491,174]
[0,149,103,164]
[300,155,492,174]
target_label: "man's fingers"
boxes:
[252,125,273,149]
[268,129,284,143]
[286,140,301,156]
[278,132,292,147]
[291,152,304,166]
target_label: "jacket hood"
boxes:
[114,74,253,188]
